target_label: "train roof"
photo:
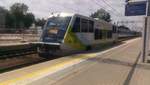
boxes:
[48,12,112,25]
[49,12,75,18]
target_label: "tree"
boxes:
[8,3,35,29]
[10,3,28,15]
[0,7,8,28]
[0,6,8,13]
[24,13,35,28]
[90,9,111,22]
[5,12,14,28]
[10,3,28,28]
[35,18,46,27]
[1,3,35,29]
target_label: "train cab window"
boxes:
[89,20,94,32]
[72,17,80,32]
[81,19,88,32]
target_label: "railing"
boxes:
[0,28,42,44]
[0,44,37,59]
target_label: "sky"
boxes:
[0,0,145,31]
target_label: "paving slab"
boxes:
[0,38,145,85]
[52,38,150,85]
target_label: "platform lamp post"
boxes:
[142,0,150,63]
[145,0,150,62]
[125,0,150,63]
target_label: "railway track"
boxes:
[0,44,52,73]
[0,54,46,73]
[0,38,138,73]
[0,44,37,59]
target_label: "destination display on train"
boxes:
[48,28,58,34]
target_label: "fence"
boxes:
[0,28,42,45]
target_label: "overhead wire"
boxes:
[93,0,122,17]
[101,0,122,15]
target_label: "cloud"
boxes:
[0,0,144,26]
[0,0,125,19]
[0,0,144,31]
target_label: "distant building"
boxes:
[0,7,6,28]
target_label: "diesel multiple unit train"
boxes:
[37,13,139,58]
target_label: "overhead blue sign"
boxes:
[125,1,147,16]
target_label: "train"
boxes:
[117,26,140,38]
[37,13,139,58]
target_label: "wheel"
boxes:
[37,46,52,59]
[38,52,51,58]
[86,45,92,51]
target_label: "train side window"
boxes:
[99,30,103,39]
[107,31,112,38]
[113,25,117,33]
[89,20,94,32]
[102,30,107,39]
[81,19,88,32]
[95,29,99,39]
[72,17,80,32]
[94,29,102,40]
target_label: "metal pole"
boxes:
[142,0,150,62]
[143,17,147,62]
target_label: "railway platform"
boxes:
[0,38,149,85]
[0,43,30,47]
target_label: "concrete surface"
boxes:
[0,38,148,85]
[51,38,150,85]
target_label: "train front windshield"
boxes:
[42,16,71,43]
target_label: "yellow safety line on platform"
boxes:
[0,53,97,85]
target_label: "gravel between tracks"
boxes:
[0,54,44,71]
